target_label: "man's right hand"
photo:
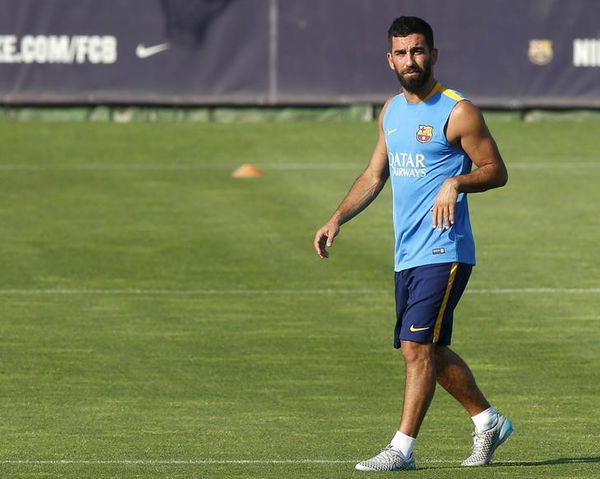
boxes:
[313,222,340,259]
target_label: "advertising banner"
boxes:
[0,0,598,107]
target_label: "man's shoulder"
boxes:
[435,83,468,103]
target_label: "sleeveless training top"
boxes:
[383,82,476,272]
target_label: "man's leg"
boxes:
[435,345,514,466]
[356,263,494,472]
[354,340,433,472]
[398,340,437,437]
[434,345,489,416]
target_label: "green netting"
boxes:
[2,107,90,122]
[482,110,524,122]
[110,106,211,122]
[524,109,600,122]
[1,105,599,123]
[211,105,374,122]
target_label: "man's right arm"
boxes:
[313,101,391,259]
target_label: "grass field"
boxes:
[0,119,599,478]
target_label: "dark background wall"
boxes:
[0,0,598,107]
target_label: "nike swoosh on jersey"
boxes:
[136,43,170,59]
[409,325,430,332]
[386,128,398,135]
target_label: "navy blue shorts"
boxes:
[394,262,472,348]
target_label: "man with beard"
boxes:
[313,16,512,471]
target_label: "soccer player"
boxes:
[313,16,512,471]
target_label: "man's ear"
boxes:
[386,52,396,71]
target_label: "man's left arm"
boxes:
[431,100,508,231]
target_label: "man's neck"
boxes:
[403,77,438,104]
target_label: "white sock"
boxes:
[471,406,499,432]
[390,430,415,459]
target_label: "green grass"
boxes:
[0,121,599,478]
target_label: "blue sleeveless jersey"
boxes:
[383,82,476,272]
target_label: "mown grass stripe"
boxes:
[0,288,598,295]
[0,458,592,465]
[0,161,598,171]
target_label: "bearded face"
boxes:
[395,58,433,93]
[387,34,437,95]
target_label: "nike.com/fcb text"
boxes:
[0,35,117,64]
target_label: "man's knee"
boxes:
[400,340,435,364]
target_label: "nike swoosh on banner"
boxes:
[136,43,170,59]
[409,325,430,332]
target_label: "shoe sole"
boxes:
[355,464,372,472]
[355,461,417,472]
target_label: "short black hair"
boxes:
[387,16,434,51]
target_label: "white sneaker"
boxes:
[355,445,416,471]
[462,414,514,466]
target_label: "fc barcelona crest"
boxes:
[528,39,553,65]
[416,125,433,143]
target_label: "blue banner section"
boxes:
[0,0,598,107]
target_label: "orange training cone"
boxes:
[232,164,263,178]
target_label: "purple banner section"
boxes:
[0,0,270,104]
[0,0,598,107]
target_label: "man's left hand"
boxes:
[431,178,459,231]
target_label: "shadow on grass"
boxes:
[495,457,600,467]
[414,457,600,471]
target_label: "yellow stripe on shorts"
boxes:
[433,262,459,342]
